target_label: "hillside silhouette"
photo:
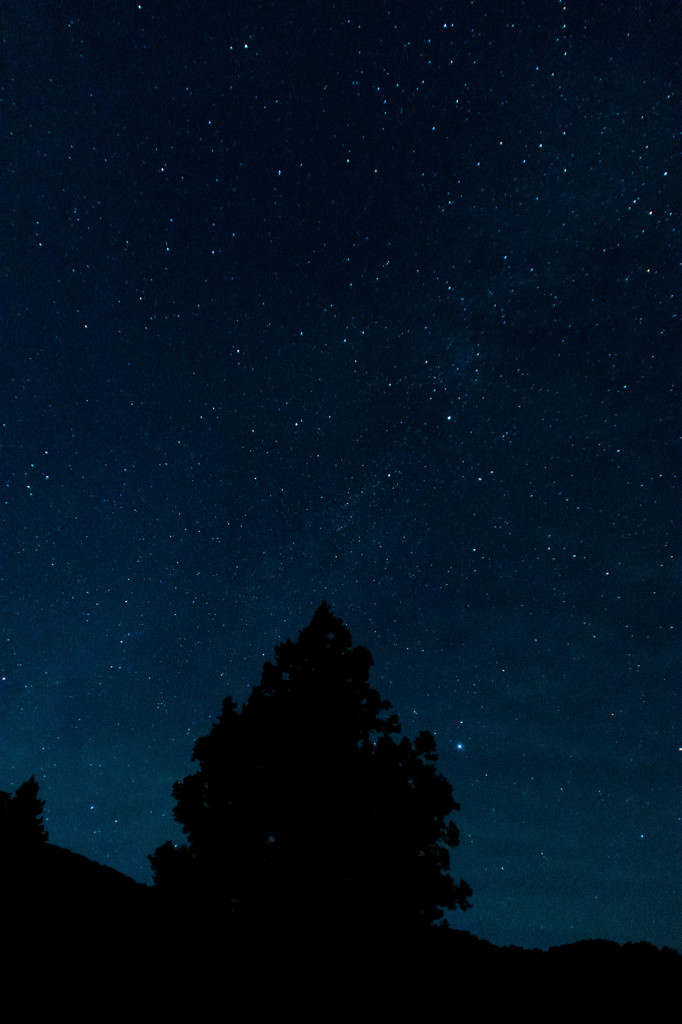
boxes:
[2,843,678,1015]
[1,605,679,1012]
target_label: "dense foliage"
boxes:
[151,603,472,935]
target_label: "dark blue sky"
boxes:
[2,1,679,951]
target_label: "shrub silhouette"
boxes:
[151,602,472,938]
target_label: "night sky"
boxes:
[2,1,679,952]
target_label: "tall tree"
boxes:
[151,603,471,936]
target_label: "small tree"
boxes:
[0,775,48,849]
[151,603,471,935]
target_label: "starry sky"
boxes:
[2,1,679,951]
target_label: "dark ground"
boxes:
[2,844,678,1015]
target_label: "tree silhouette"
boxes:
[151,602,471,938]
[0,775,48,850]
